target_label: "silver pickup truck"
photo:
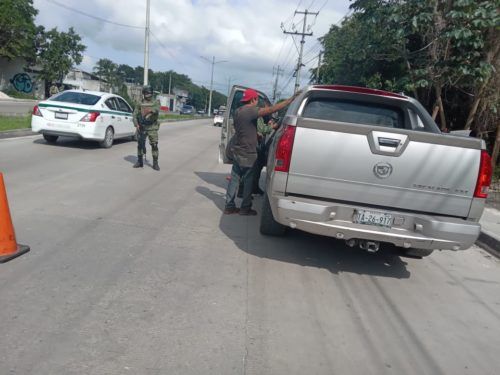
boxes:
[220,85,493,258]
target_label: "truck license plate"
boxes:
[353,209,393,228]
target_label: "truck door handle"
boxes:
[378,137,400,147]
[111,115,116,119]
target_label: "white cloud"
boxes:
[34,0,351,97]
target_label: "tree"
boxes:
[0,0,38,61]
[94,58,119,88]
[319,0,499,136]
[36,27,86,83]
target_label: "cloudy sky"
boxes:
[33,0,351,98]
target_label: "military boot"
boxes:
[133,156,143,168]
[152,158,160,171]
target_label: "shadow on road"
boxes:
[33,137,132,149]
[124,154,154,168]
[195,171,411,279]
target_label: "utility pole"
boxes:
[283,9,319,93]
[200,56,228,116]
[143,0,151,86]
[316,51,323,84]
[272,65,284,103]
[168,73,172,95]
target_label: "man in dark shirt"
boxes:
[224,88,299,215]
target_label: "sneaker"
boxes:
[239,208,257,216]
[223,207,240,215]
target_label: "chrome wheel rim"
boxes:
[105,128,113,145]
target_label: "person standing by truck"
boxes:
[224,88,298,215]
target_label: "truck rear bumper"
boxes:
[272,196,480,250]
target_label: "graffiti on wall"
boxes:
[10,73,33,93]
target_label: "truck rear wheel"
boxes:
[260,192,286,236]
[401,248,434,258]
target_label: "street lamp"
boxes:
[200,56,228,116]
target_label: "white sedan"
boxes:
[31,90,136,148]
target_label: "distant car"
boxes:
[180,105,195,115]
[197,109,206,115]
[213,111,224,127]
[31,90,135,148]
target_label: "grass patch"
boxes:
[159,113,197,121]
[3,89,37,100]
[159,113,211,122]
[0,116,31,132]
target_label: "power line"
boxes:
[302,41,322,59]
[279,69,296,94]
[43,0,145,29]
[150,31,179,62]
[303,53,320,66]
[279,38,297,71]
[317,0,329,13]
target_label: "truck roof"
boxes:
[311,85,407,100]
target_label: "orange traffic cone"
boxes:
[0,173,30,263]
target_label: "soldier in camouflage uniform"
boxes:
[133,86,161,171]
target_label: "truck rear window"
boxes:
[302,98,405,129]
[49,92,101,106]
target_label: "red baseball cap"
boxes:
[241,88,258,103]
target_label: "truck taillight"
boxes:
[274,125,296,172]
[80,112,100,122]
[32,105,42,117]
[474,150,492,199]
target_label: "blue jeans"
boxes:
[225,162,254,210]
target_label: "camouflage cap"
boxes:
[142,85,153,95]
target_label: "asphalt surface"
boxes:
[1,119,499,375]
[0,99,38,115]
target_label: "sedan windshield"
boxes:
[49,92,101,106]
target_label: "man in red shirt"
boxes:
[224,88,298,215]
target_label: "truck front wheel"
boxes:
[260,192,286,236]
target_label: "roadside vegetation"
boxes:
[159,113,209,121]
[93,58,227,110]
[317,0,499,167]
[0,116,31,132]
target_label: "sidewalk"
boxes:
[478,206,500,257]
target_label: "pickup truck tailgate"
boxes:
[286,119,481,218]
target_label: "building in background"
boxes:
[63,69,108,92]
[156,94,177,112]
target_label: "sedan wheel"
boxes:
[100,127,114,148]
[43,134,58,143]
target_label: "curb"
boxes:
[476,229,500,258]
[0,129,37,139]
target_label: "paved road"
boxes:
[1,119,499,375]
[0,99,38,116]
